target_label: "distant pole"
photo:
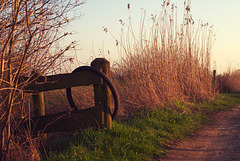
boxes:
[91,58,112,129]
[213,70,216,91]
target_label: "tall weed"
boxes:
[108,1,216,115]
[217,69,240,93]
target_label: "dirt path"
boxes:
[150,105,240,161]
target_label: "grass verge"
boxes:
[42,93,240,161]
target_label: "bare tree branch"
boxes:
[0,0,86,160]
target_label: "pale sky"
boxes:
[65,0,240,73]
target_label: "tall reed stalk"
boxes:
[108,0,216,114]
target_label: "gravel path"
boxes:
[150,105,240,161]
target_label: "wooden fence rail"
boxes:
[17,58,118,134]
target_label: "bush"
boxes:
[217,70,240,93]
[0,0,85,160]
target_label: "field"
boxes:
[40,2,240,160]
[43,93,240,161]
[1,1,240,160]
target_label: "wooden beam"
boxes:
[23,71,101,92]
[17,106,102,134]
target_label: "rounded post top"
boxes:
[91,58,110,75]
[91,58,110,65]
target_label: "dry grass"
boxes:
[11,0,238,159]
[44,86,95,114]
[48,1,218,118]
[46,1,218,118]
[217,69,240,93]
[108,1,216,115]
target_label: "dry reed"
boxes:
[54,1,218,117]
[47,1,217,117]
[217,69,240,93]
[108,1,216,115]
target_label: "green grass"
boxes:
[42,93,240,161]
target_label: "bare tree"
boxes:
[0,0,85,160]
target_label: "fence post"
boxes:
[91,58,112,129]
[32,92,45,117]
[213,70,216,91]
[32,70,45,117]
[31,71,46,138]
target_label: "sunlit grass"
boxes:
[42,93,240,161]
[44,109,205,161]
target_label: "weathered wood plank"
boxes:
[17,106,102,134]
[16,58,113,134]
[23,71,101,92]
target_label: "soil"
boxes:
[150,105,240,161]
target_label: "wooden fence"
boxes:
[18,58,119,134]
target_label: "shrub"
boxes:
[0,0,85,160]
[217,70,240,93]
